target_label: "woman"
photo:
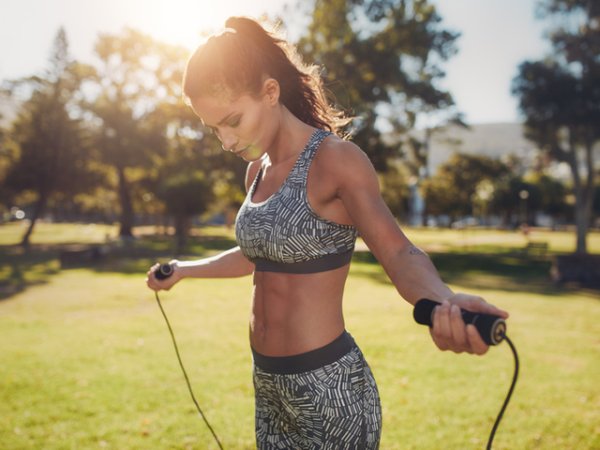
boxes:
[146,16,508,449]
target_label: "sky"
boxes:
[0,0,551,124]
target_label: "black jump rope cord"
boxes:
[154,291,224,450]
[155,289,518,450]
[487,334,519,450]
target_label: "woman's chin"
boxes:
[237,144,264,161]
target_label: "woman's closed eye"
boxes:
[227,115,241,128]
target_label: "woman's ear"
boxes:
[262,78,280,105]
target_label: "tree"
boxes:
[0,99,15,217]
[2,28,95,246]
[423,153,508,223]
[512,0,599,253]
[147,118,239,250]
[85,28,189,238]
[294,0,460,171]
[158,171,214,252]
[139,67,246,245]
[490,177,541,227]
[529,173,570,223]
[379,161,410,220]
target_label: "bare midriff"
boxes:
[249,264,350,356]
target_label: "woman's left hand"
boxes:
[429,293,509,355]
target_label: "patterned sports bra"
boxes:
[235,129,358,273]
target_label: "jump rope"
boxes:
[153,264,519,450]
[153,264,224,450]
[413,299,520,450]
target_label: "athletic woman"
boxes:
[146,16,509,449]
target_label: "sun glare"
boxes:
[141,0,287,51]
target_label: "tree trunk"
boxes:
[574,196,588,254]
[116,165,134,238]
[583,139,596,222]
[576,139,597,254]
[174,214,189,255]
[571,177,591,254]
[566,132,587,254]
[20,192,48,248]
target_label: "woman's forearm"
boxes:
[381,244,454,306]
[175,246,255,279]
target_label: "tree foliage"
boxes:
[157,171,213,252]
[147,124,244,249]
[379,162,410,219]
[295,0,459,171]
[2,28,96,246]
[512,0,599,253]
[84,28,189,237]
[423,153,508,221]
[0,14,585,242]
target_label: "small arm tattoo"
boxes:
[409,245,426,256]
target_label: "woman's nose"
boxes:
[220,133,237,152]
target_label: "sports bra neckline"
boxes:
[248,129,323,207]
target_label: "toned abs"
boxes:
[250,264,350,356]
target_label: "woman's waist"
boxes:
[251,330,356,375]
[250,291,345,355]
[249,318,346,357]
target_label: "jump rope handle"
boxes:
[154,263,174,280]
[413,298,507,345]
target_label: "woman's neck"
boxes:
[265,107,315,165]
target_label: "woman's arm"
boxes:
[328,141,508,354]
[146,160,261,292]
[146,246,254,291]
[328,142,446,302]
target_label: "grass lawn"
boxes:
[1,223,599,449]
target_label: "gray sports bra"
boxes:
[235,129,358,273]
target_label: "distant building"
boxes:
[414,122,540,174]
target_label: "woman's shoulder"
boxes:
[321,132,360,152]
[312,132,380,194]
[317,133,375,173]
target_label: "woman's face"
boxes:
[189,85,277,162]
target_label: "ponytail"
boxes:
[183,17,350,135]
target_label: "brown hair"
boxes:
[182,16,350,134]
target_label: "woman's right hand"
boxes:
[146,260,181,291]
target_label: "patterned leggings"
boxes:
[252,332,382,449]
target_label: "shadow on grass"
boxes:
[350,249,568,296]
[2,232,592,301]
[0,245,61,300]
[89,232,237,276]
[0,232,238,301]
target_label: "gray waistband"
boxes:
[252,331,355,374]
[252,250,353,274]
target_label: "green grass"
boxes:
[0,224,238,300]
[0,222,118,246]
[1,223,599,449]
[399,226,600,255]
